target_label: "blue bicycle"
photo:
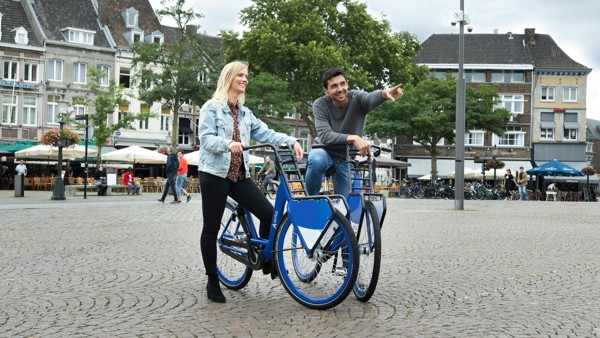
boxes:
[216,144,360,309]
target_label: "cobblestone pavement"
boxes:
[1,190,599,337]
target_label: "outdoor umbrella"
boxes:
[14,144,98,160]
[101,145,167,164]
[526,159,584,176]
[0,140,37,153]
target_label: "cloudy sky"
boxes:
[150,0,600,119]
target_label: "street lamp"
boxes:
[492,144,498,188]
[452,0,472,210]
[51,98,69,200]
[75,114,90,199]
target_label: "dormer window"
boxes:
[145,31,164,44]
[124,27,144,45]
[11,27,28,45]
[123,8,139,28]
[62,27,95,46]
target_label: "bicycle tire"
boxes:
[274,210,359,309]
[353,201,382,302]
[413,187,425,199]
[216,201,253,290]
[266,182,278,200]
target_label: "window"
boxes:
[465,131,484,146]
[497,95,524,114]
[465,70,485,83]
[540,112,555,141]
[299,128,311,152]
[178,132,191,145]
[23,63,38,82]
[3,60,18,80]
[133,32,143,43]
[429,70,447,80]
[160,115,171,131]
[139,117,149,130]
[2,95,17,125]
[73,63,87,84]
[97,65,110,86]
[124,8,139,28]
[47,95,60,124]
[563,87,578,102]
[66,29,95,45]
[22,96,37,126]
[541,86,555,101]
[563,113,578,141]
[496,132,525,147]
[72,97,85,116]
[11,27,28,45]
[145,31,164,44]
[491,70,525,83]
[48,59,63,81]
[119,68,131,88]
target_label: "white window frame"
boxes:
[66,28,95,45]
[494,132,525,147]
[125,8,139,28]
[465,131,484,146]
[139,117,149,130]
[12,27,28,45]
[72,104,85,116]
[73,62,87,84]
[540,127,554,141]
[541,86,555,101]
[3,60,18,80]
[465,70,485,83]
[22,96,37,126]
[23,63,38,82]
[563,127,578,141]
[97,65,110,86]
[47,96,60,124]
[497,94,524,115]
[2,95,17,125]
[48,59,63,82]
[491,70,525,83]
[160,115,171,131]
[178,132,192,145]
[562,87,578,102]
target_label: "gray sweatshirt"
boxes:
[313,89,385,158]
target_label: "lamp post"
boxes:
[452,0,471,210]
[51,98,69,200]
[75,114,90,199]
[492,144,498,188]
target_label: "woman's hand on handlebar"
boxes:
[228,141,244,153]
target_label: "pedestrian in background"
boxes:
[176,151,192,202]
[15,160,27,176]
[94,165,108,196]
[503,168,516,200]
[516,166,529,201]
[123,168,140,195]
[158,147,180,204]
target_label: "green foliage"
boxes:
[221,0,428,137]
[131,0,218,147]
[245,73,295,132]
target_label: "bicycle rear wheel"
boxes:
[353,201,381,302]
[274,211,359,309]
[216,200,253,290]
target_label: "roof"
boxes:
[31,0,111,48]
[415,31,589,71]
[0,0,41,47]
[586,118,600,140]
[97,0,162,48]
[414,33,532,66]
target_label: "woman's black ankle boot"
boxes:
[207,275,226,303]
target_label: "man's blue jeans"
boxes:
[305,148,352,197]
[176,173,187,197]
[518,185,527,200]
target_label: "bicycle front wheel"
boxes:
[353,201,381,302]
[216,200,253,290]
[274,211,359,309]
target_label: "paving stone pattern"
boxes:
[0,191,599,337]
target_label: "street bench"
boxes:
[64,184,141,196]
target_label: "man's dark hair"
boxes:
[322,67,346,89]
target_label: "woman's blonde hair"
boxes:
[207,60,249,107]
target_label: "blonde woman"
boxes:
[197,61,303,303]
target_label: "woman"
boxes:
[198,61,303,303]
[504,168,516,200]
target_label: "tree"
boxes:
[365,75,511,179]
[82,68,155,165]
[131,0,218,148]
[245,73,295,133]
[221,0,428,138]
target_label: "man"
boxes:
[176,151,191,202]
[15,160,27,176]
[158,147,180,204]
[305,67,403,197]
[257,156,276,194]
[63,162,73,185]
[516,166,529,201]
[123,168,140,195]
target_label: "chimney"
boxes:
[186,25,199,36]
[524,28,536,45]
[493,28,498,34]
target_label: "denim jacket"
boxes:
[198,100,297,179]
